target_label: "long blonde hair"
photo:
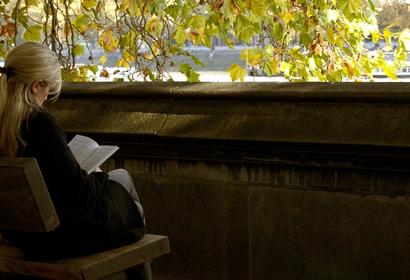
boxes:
[0,42,62,157]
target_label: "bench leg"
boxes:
[144,262,152,280]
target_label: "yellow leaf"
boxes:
[120,0,130,11]
[123,50,135,62]
[116,57,129,68]
[383,28,392,45]
[146,16,163,35]
[99,55,107,65]
[371,31,379,43]
[280,11,294,24]
[98,30,119,52]
[227,64,246,81]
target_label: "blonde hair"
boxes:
[0,41,62,157]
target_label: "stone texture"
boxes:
[249,187,410,279]
[45,82,410,280]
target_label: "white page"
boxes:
[67,135,99,166]
[82,145,119,174]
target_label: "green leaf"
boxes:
[18,15,28,27]
[190,55,205,67]
[221,0,233,20]
[87,64,99,74]
[179,63,200,82]
[73,14,90,34]
[299,32,312,48]
[82,0,97,9]
[368,0,376,12]
[23,24,42,41]
[271,22,284,41]
[227,64,246,82]
[338,0,361,19]
[250,0,267,17]
[73,44,85,56]
[174,26,188,45]
[165,5,180,20]
[143,68,155,81]
[187,15,206,29]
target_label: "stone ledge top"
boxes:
[61,82,410,103]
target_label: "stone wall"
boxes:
[48,82,410,280]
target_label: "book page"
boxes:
[67,135,99,166]
[81,145,119,174]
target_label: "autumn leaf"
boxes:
[1,23,15,37]
[227,64,246,81]
[146,16,163,36]
[116,57,129,68]
[99,69,110,78]
[280,11,294,24]
[99,55,107,65]
[98,30,119,52]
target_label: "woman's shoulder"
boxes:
[25,108,64,136]
[28,108,59,125]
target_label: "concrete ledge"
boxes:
[46,82,410,280]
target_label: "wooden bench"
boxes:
[0,157,170,279]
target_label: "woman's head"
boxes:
[0,41,62,156]
[2,41,62,105]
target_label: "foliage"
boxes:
[0,0,409,82]
[377,0,410,31]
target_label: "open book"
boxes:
[67,135,119,174]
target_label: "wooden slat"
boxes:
[0,234,170,280]
[57,234,170,280]
[0,157,59,232]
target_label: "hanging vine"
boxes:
[0,0,409,82]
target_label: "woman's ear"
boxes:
[31,81,40,95]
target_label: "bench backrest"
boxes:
[0,157,59,232]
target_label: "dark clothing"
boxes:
[2,109,144,260]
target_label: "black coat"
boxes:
[2,109,144,259]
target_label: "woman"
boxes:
[0,42,147,278]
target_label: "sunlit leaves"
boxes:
[398,28,410,49]
[73,44,85,56]
[98,29,119,52]
[227,64,246,81]
[146,16,163,37]
[1,0,409,82]
[179,63,200,82]
[99,55,107,65]
[73,14,90,34]
[23,24,42,41]
[338,0,362,20]
[325,9,339,23]
[81,0,97,9]
[174,26,188,45]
